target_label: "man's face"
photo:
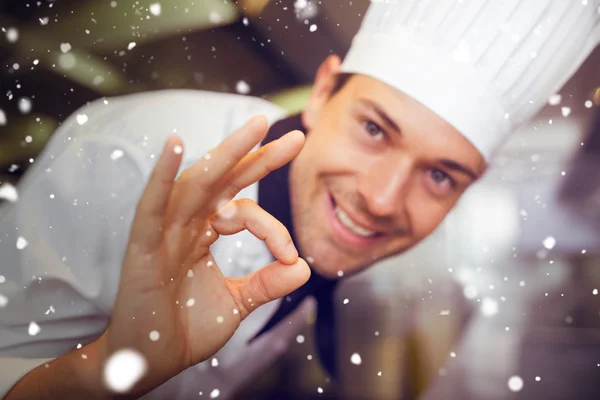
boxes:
[289,73,486,279]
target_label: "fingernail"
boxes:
[286,242,299,259]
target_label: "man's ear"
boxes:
[302,55,342,130]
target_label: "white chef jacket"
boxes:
[0,90,316,399]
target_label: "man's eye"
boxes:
[430,169,451,185]
[364,120,385,139]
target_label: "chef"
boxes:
[1,0,599,398]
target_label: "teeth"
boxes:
[335,205,376,237]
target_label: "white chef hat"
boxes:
[340,0,600,160]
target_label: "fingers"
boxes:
[209,199,298,265]
[173,116,269,224]
[231,258,310,318]
[216,130,304,205]
[130,137,184,250]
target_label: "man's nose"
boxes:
[357,157,411,217]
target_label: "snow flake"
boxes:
[350,353,362,365]
[173,145,183,154]
[0,183,18,202]
[309,24,317,32]
[60,43,71,53]
[593,289,598,296]
[481,297,498,317]
[149,3,161,16]
[210,389,220,398]
[211,358,219,367]
[110,149,124,161]
[0,108,6,125]
[127,42,136,50]
[18,98,32,114]
[343,298,349,305]
[0,294,8,308]
[28,321,40,336]
[216,316,224,324]
[508,375,524,392]
[186,298,195,307]
[296,335,305,344]
[76,114,88,125]
[585,100,593,108]
[317,387,323,393]
[561,107,571,117]
[6,27,19,43]
[149,330,160,341]
[235,80,251,94]
[542,236,556,250]
[548,94,561,105]
[16,236,28,250]
[103,349,147,393]
[209,12,223,24]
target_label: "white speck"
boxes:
[58,53,76,70]
[306,256,314,263]
[520,209,528,217]
[450,352,456,358]
[585,100,593,108]
[505,326,510,331]
[6,27,19,43]
[211,358,219,367]
[463,285,478,299]
[45,305,55,315]
[374,331,379,336]
[0,275,4,283]
[236,241,243,248]
[206,231,212,237]
[127,42,136,50]
[110,1,117,8]
[243,17,249,26]
[39,17,49,25]
[186,298,195,307]
[548,94,562,105]
[149,330,160,341]
[77,343,82,349]
[582,0,588,5]
[216,316,224,323]
[28,321,40,336]
[93,76,105,86]
[210,389,220,398]
[350,353,362,365]
[60,43,71,53]
[440,309,450,315]
[204,153,211,160]
[309,24,317,32]
[317,387,323,393]
[149,3,161,16]
[207,261,213,267]
[504,113,510,119]
[561,107,571,117]
[582,249,587,254]
[25,135,32,143]
[378,371,382,376]
[233,308,239,315]
[561,171,566,176]
[110,149,124,161]
[82,354,88,359]
[307,354,313,360]
[343,298,349,305]
[76,114,88,125]
[296,335,305,344]
[543,236,556,250]
[481,297,498,317]
[103,349,147,393]
[593,289,598,295]
[49,194,55,199]
[33,59,39,66]
[209,12,223,24]
[16,236,28,250]
[508,375,524,392]
[535,376,541,382]
[235,80,251,94]
[0,183,18,202]
[173,145,183,154]
[520,281,526,287]
[337,270,344,277]
[18,98,32,114]
[0,294,8,308]
[0,109,6,125]
[187,269,194,278]
[549,119,553,125]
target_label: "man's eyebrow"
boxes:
[440,159,479,181]
[357,99,401,134]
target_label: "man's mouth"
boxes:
[327,193,384,247]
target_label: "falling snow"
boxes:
[211,358,219,367]
[0,183,18,202]
[18,98,32,114]
[561,107,571,117]
[543,236,556,250]
[149,330,160,341]
[6,27,18,43]
[60,43,72,53]
[350,353,362,365]
[149,3,162,16]
[76,114,89,125]
[236,80,251,94]
[103,349,147,393]
[0,109,6,125]
[585,100,593,108]
[481,297,499,317]
[0,294,8,308]
[210,388,220,398]
[548,94,562,105]
[111,149,124,161]
[28,321,41,336]
[296,335,305,344]
[16,236,28,250]
[508,375,524,392]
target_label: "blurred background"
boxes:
[1,0,600,399]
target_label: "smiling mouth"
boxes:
[329,194,384,240]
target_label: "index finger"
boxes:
[172,115,269,225]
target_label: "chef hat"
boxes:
[340,0,600,160]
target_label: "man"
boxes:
[1,0,598,398]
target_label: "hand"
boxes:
[96,116,310,396]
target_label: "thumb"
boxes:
[237,258,311,318]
